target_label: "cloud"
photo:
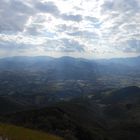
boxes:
[116,39,140,53]
[67,30,99,40]
[102,0,140,13]
[0,0,34,32]
[35,1,83,22]
[35,1,60,16]
[61,14,82,22]
[41,38,85,53]
[0,0,140,58]
[61,38,85,52]
[99,0,140,55]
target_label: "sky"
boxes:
[0,0,140,58]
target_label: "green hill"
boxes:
[1,86,140,140]
[0,123,63,140]
[0,101,109,140]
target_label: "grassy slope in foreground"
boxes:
[0,123,63,140]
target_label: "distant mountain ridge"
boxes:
[0,55,139,72]
[0,56,98,81]
[0,56,139,98]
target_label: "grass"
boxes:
[0,123,63,140]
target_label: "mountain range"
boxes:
[0,56,140,140]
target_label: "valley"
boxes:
[0,56,140,140]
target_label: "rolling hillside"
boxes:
[1,86,140,140]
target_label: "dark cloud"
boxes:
[35,1,60,16]
[9,0,33,14]
[102,0,140,13]
[35,1,83,22]
[61,14,82,22]
[56,24,79,33]
[85,16,99,23]
[25,26,40,36]
[0,0,34,32]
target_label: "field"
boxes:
[0,123,63,140]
